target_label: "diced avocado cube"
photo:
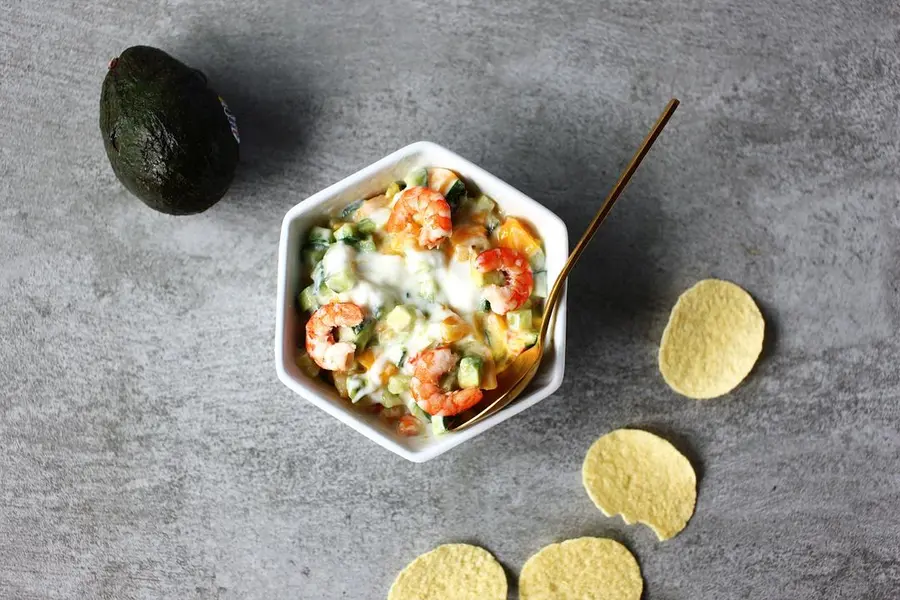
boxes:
[483,313,508,362]
[299,285,318,312]
[517,331,539,349]
[458,356,483,389]
[507,309,533,332]
[357,218,377,235]
[346,375,367,403]
[431,416,448,435]
[386,305,415,332]
[295,352,320,378]
[325,270,356,293]
[384,181,402,199]
[380,390,404,408]
[334,223,357,242]
[356,235,377,253]
[308,226,335,244]
[532,271,548,298]
[404,167,427,188]
[387,374,411,395]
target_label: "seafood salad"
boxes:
[295,167,547,436]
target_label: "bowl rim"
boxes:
[275,141,568,462]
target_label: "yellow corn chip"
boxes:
[582,429,696,540]
[659,278,764,399]
[388,543,506,600]
[519,537,642,600]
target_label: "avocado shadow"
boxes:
[170,32,316,193]
[479,102,679,415]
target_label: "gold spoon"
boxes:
[448,98,680,432]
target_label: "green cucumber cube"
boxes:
[295,352,320,378]
[299,285,318,312]
[458,356,483,389]
[356,236,377,253]
[308,226,335,244]
[339,199,363,219]
[404,167,427,188]
[303,245,327,271]
[431,416,448,435]
[532,271,548,298]
[380,390,404,408]
[325,271,356,293]
[357,218,377,235]
[334,223,357,241]
[346,375,367,403]
[529,248,546,271]
[507,309,533,332]
[387,374,411,395]
[444,179,466,211]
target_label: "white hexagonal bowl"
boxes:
[275,141,567,462]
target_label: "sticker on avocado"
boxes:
[218,96,240,144]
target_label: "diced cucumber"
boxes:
[386,305,415,332]
[346,375,367,403]
[308,226,335,244]
[431,416,448,435]
[405,397,431,423]
[533,271,548,298]
[472,194,496,214]
[336,319,375,349]
[516,331,539,349]
[316,282,337,304]
[478,297,491,312]
[302,244,328,271]
[325,270,356,293]
[485,213,501,233]
[357,218,377,235]
[507,309,533,332]
[340,199,364,219]
[443,179,466,211]
[387,374,411,395]
[299,285,318,312]
[458,356,483,389]
[354,319,375,350]
[334,223,357,242]
[356,235,377,253]
[380,390,404,408]
[404,167,427,188]
[312,261,326,288]
[295,352,320,378]
[529,248,546,271]
[384,345,406,366]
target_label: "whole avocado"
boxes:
[99,46,239,215]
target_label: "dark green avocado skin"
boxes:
[99,46,239,215]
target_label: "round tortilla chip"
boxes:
[582,429,697,540]
[388,543,507,600]
[659,278,764,399]
[519,537,642,600]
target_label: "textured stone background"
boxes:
[2,0,900,598]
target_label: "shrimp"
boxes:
[305,302,364,371]
[475,248,534,315]
[384,186,452,249]
[410,347,483,417]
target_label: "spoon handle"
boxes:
[539,98,680,342]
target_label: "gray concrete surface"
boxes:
[2,0,900,598]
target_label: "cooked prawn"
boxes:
[384,186,452,249]
[475,248,534,315]
[410,347,483,417]
[305,302,364,371]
